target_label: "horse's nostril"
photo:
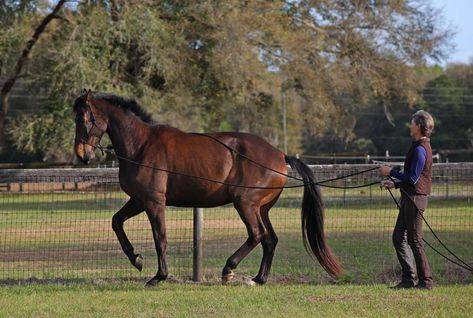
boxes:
[77,151,92,165]
[78,155,89,165]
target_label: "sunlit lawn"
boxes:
[0,282,472,318]
[0,186,471,285]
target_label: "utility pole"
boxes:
[281,89,287,154]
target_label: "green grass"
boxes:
[0,282,472,317]
[0,185,472,317]
[1,188,472,284]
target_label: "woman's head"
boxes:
[411,110,434,138]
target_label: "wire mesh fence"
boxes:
[0,164,472,284]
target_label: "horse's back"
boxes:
[153,127,286,169]
[137,127,288,207]
[206,131,288,200]
[208,131,286,170]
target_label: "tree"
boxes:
[0,0,67,154]
[279,0,454,153]
[420,75,465,149]
[445,62,473,149]
[1,0,454,161]
[5,1,187,160]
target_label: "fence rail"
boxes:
[0,163,472,284]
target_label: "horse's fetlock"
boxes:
[225,260,237,270]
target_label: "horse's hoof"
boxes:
[221,271,235,284]
[251,277,267,285]
[145,273,167,287]
[145,278,159,287]
[244,278,257,286]
[134,254,143,272]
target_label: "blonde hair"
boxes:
[412,110,434,137]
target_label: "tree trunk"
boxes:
[0,0,67,154]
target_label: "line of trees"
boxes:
[312,64,473,159]
[0,0,470,163]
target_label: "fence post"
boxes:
[193,207,204,282]
[445,177,449,199]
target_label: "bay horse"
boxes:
[73,90,343,286]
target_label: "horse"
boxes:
[73,89,343,286]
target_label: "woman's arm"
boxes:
[390,146,426,185]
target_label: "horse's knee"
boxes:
[250,231,266,247]
[268,231,278,244]
[111,214,124,232]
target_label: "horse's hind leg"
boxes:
[222,202,265,284]
[112,198,144,271]
[144,199,168,287]
[253,196,280,284]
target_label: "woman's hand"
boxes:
[379,165,392,176]
[380,180,395,189]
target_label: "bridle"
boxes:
[74,101,107,155]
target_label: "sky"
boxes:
[432,0,473,64]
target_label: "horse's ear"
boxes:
[83,89,92,104]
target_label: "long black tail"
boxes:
[285,156,344,277]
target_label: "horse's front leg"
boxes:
[144,197,168,286]
[112,198,145,271]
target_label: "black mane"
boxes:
[94,92,155,124]
[75,92,155,124]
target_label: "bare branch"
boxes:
[0,0,67,137]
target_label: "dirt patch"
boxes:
[0,247,123,262]
[2,218,116,241]
[377,263,401,283]
[440,263,472,284]
[0,277,87,286]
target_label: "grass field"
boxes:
[0,281,472,317]
[1,186,471,285]
[0,172,472,317]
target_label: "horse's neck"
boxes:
[107,114,150,159]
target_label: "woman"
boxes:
[379,110,435,290]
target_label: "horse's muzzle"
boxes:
[75,142,95,164]
[78,153,92,165]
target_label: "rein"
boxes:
[78,134,473,272]
[191,133,380,189]
[78,104,379,189]
[78,136,380,190]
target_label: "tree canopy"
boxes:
[0,0,459,161]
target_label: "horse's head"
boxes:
[73,89,108,164]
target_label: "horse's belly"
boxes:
[166,198,232,208]
[119,166,233,208]
[165,184,233,208]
